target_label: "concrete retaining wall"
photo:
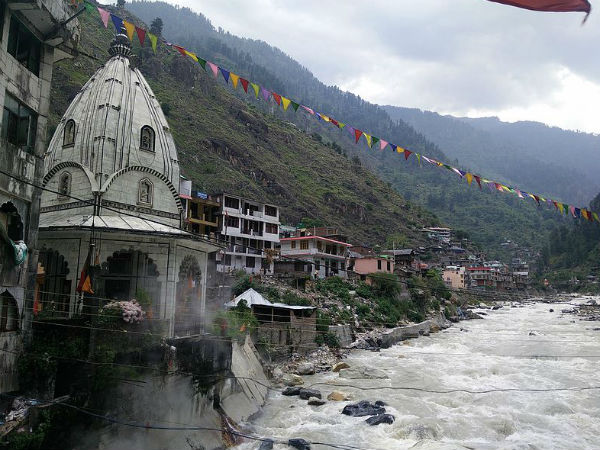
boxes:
[379,313,451,349]
[328,324,353,348]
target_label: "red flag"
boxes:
[76,245,94,294]
[354,129,363,143]
[486,0,590,13]
[173,45,187,57]
[272,92,282,106]
[135,26,146,45]
[240,78,249,93]
[404,150,412,160]
[474,175,482,189]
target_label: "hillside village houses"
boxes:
[0,0,79,393]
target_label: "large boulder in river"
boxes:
[332,362,350,372]
[288,438,311,450]
[308,398,327,406]
[296,362,315,375]
[282,387,302,396]
[342,401,386,417]
[366,414,395,426]
[339,366,388,379]
[259,439,274,450]
[299,388,322,400]
[327,391,351,401]
[282,374,304,386]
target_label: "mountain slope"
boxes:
[125,0,574,256]
[47,6,438,247]
[384,106,599,206]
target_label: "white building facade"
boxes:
[0,0,79,393]
[214,193,280,275]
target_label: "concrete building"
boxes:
[442,266,467,289]
[422,227,452,244]
[0,0,79,393]
[37,29,220,337]
[213,193,280,275]
[351,256,395,281]
[279,235,351,279]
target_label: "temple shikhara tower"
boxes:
[38,29,220,336]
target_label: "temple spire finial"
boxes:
[108,26,132,59]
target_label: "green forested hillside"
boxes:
[124,1,573,256]
[47,5,438,247]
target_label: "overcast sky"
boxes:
[164,0,598,133]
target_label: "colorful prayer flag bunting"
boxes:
[466,173,473,185]
[364,133,372,147]
[207,62,219,78]
[110,14,123,33]
[251,83,260,98]
[271,93,281,106]
[240,78,249,93]
[135,26,146,45]
[97,7,110,28]
[260,87,271,102]
[123,20,135,41]
[290,100,300,112]
[220,67,230,84]
[404,150,412,160]
[230,73,240,89]
[281,97,291,110]
[380,139,388,150]
[148,32,158,53]
[354,129,363,144]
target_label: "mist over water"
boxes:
[235,298,600,450]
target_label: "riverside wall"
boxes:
[379,312,452,349]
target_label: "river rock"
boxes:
[299,388,322,400]
[338,366,388,379]
[365,414,395,426]
[549,308,554,312]
[466,310,484,320]
[308,398,327,406]
[327,391,350,401]
[492,305,503,310]
[296,362,315,375]
[332,362,350,372]
[259,439,274,450]
[288,438,311,450]
[282,374,304,386]
[342,400,386,417]
[282,387,302,396]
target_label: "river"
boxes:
[235,298,600,450]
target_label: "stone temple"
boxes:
[37,30,220,336]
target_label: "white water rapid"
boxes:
[236,298,600,450]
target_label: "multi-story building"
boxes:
[421,227,452,244]
[443,266,467,289]
[279,235,352,279]
[213,193,280,275]
[0,0,79,393]
[180,185,220,236]
[351,255,395,282]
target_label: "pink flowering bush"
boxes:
[101,299,146,324]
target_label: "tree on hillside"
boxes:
[150,17,163,36]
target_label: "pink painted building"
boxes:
[353,257,394,276]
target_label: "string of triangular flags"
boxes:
[89,3,600,224]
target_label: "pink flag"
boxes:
[301,105,315,115]
[261,87,271,102]
[207,62,219,78]
[97,7,110,28]
[379,139,388,150]
[569,205,576,217]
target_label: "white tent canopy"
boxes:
[225,288,315,311]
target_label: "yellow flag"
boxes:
[230,73,239,89]
[593,212,599,222]
[148,32,158,53]
[364,133,372,147]
[123,20,135,42]
[466,173,473,185]
[281,97,291,110]
[557,203,564,214]
[251,83,260,98]
[396,146,405,154]
[185,50,198,62]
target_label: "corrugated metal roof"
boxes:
[225,288,315,311]
[40,215,190,235]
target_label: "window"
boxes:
[2,93,37,151]
[138,178,153,205]
[264,241,271,249]
[246,257,255,268]
[0,291,19,332]
[377,260,382,270]
[7,16,41,75]
[264,205,277,217]
[224,196,239,209]
[290,240,296,249]
[63,119,76,146]
[140,126,155,152]
[225,216,239,228]
[265,223,278,234]
[387,261,391,271]
[317,241,323,251]
[300,240,309,250]
[58,172,71,199]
